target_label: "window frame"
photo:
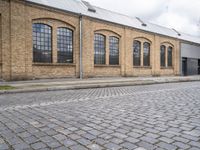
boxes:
[133,40,141,66]
[143,42,151,67]
[167,46,173,67]
[109,36,119,65]
[32,23,52,63]
[57,27,74,64]
[94,33,106,65]
[160,45,166,67]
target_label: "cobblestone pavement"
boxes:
[0,82,200,150]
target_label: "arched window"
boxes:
[143,42,150,66]
[133,40,141,66]
[160,45,166,67]
[32,23,52,63]
[109,36,119,65]
[168,46,173,67]
[57,27,73,63]
[94,34,106,64]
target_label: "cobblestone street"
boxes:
[0,82,200,150]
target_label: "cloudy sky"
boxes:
[87,0,200,37]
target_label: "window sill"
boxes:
[94,64,121,68]
[33,63,76,66]
[133,66,152,69]
[160,67,174,69]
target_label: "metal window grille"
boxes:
[109,36,119,65]
[32,23,52,63]
[143,42,150,66]
[160,45,166,67]
[57,27,73,63]
[168,46,173,67]
[94,34,106,64]
[133,40,141,66]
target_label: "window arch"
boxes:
[32,23,52,63]
[109,36,119,65]
[143,42,150,66]
[167,46,173,67]
[94,34,106,64]
[160,45,166,67]
[133,40,141,66]
[57,27,73,63]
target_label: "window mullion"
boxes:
[52,27,57,63]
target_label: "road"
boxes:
[0,82,200,150]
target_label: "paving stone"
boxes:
[104,142,122,150]
[24,136,39,144]
[181,134,199,141]
[77,138,91,146]
[120,142,138,149]
[126,137,140,143]
[87,144,104,150]
[173,136,189,143]
[53,134,67,141]
[128,132,142,138]
[0,144,9,150]
[173,141,191,149]
[82,133,96,140]
[137,141,156,150]
[112,132,128,139]
[189,141,200,148]
[13,142,31,150]
[145,133,160,139]
[156,142,177,150]
[70,144,88,150]
[46,141,61,149]
[110,138,123,144]
[55,146,70,150]
[62,139,77,147]
[134,147,147,150]
[189,147,200,150]
[159,137,174,144]
[31,142,47,149]
[140,136,158,144]
[93,138,108,145]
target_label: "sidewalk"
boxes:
[0,76,200,94]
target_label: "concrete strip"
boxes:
[0,77,200,95]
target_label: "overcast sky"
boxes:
[87,0,200,37]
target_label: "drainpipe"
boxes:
[79,14,83,79]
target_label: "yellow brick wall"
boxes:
[0,0,11,80]
[0,0,181,80]
[0,13,2,78]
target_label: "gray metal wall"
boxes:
[181,43,200,75]
[181,43,200,59]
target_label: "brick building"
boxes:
[0,0,200,81]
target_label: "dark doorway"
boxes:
[182,58,187,76]
[198,59,200,75]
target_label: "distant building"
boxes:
[0,0,200,80]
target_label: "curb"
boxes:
[0,78,199,95]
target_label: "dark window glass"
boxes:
[57,27,73,63]
[143,42,150,66]
[94,34,106,64]
[168,46,173,67]
[109,36,119,65]
[32,23,52,63]
[160,45,166,67]
[133,40,141,66]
